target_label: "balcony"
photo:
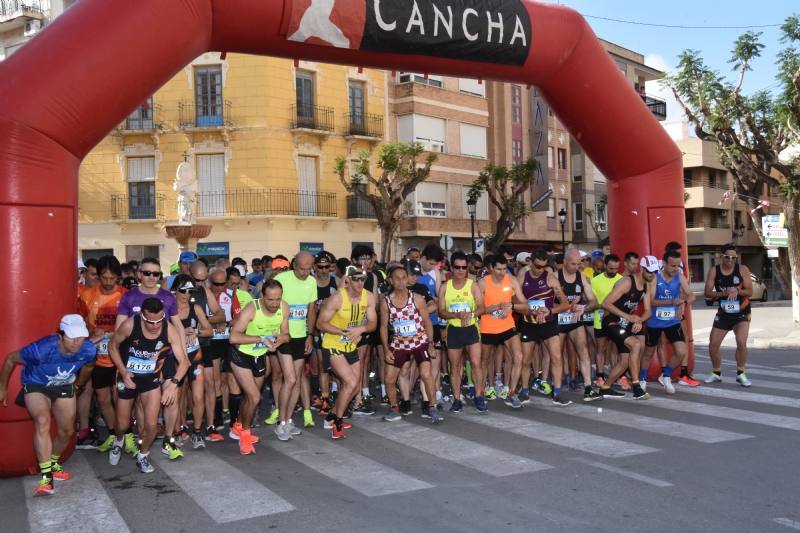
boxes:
[195,188,337,218]
[346,113,384,138]
[684,181,732,209]
[291,104,334,133]
[117,103,162,133]
[399,216,493,237]
[179,100,233,129]
[640,93,667,121]
[0,0,43,30]
[110,194,165,221]
[686,222,733,247]
[346,195,377,219]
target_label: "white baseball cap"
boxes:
[77,258,86,270]
[60,314,89,339]
[639,255,660,273]
[578,250,588,258]
[516,252,532,263]
[234,264,246,277]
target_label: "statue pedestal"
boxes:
[164,224,213,252]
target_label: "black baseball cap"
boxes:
[406,260,423,276]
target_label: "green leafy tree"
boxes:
[665,16,800,295]
[468,159,537,252]
[334,142,436,262]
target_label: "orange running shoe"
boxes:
[51,466,71,481]
[34,479,54,496]
[594,376,606,387]
[678,375,700,387]
[229,422,260,443]
[617,376,631,391]
[331,424,345,439]
[239,431,256,455]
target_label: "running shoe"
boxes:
[97,434,115,453]
[51,463,70,481]
[239,432,256,455]
[383,409,402,422]
[519,389,531,405]
[205,427,224,442]
[617,376,631,391]
[331,422,345,440]
[124,433,139,456]
[420,405,431,419]
[381,395,390,406]
[464,386,475,401]
[287,420,303,436]
[594,376,606,387]
[399,400,412,416]
[229,421,242,440]
[532,377,543,391]
[109,445,122,466]
[583,389,602,402]
[136,454,155,474]
[75,429,99,450]
[303,409,315,428]
[430,408,443,424]
[161,439,184,460]
[641,380,648,392]
[704,372,722,384]
[34,478,54,496]
[658,375,676,395]
[474,395,488,413]
[323,416,352,429]
[498,385,509,400]
[310,396,322,411]
[678,375,701,387]
[264,409,280,425]
[736,373,752,387]
[632,385,650,400]
[485,386,497,400]
[354,399,376,416]
[538,381,553,396]
[504,395,522,409]
[551,395,572,407]
[275,423,292,441]
[600,387,625,398]
[178,426,190,442]
[449,399,463,413]
[191,432,206,449]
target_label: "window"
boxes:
[683,169,692,186]
[197,154,226,217]
[573,174,583,183]
[125,245,160,263]
[295,71,315,125]
[348,80,365,133]
[297,156,318,216]
[685,209,695,227]
[412,182,447,217]
[397,114,446,152]
[708,170,717,188]
[511,85,522,124]
[462,186,489,220]
[126,97,154,130]
[460,123,487,158]
[82,249,114,262]
[573,202,584,231]
[194,65,223,127]
[512,140,523,163]
[547,198,555,218]
[127,157,156,219]
[595,202,608,232]
[459,78,485,96]
[548,147,555,169]
[557,148,567,170]
[398,72,443,88]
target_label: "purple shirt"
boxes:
[117,287,178,319]
[522,270,556,322]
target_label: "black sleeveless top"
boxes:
[119,315,170,375]
[603,275,646,328]
[714,263,750,314]
[558,269,585,305]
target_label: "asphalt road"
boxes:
[2,345,800,533]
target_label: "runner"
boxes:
[438,252,484,414]
[597,257,655,400]
[381,265,440,423]
[317,265,378,438]
[704,244,754,387]
[115,257,183,333]
[639,251,695,394]
[273,252,317,439]
[312,252,338,417]
[590,255,622,387]
[229,279,289,454]
[0,315,96,496]
[350,245,381,416]
[107,297,189,474]
[418,244,445,409]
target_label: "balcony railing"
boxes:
[119,104,161,132]
[640,93,667,120]
[179,100,233,129]
[346,112,384,138]
[110,194,165,221]
[684,178,730,190]
[195,188,337,218]
[686,222,731,229]
[291,104,334,132]
[0,0,42,18]
[346,195,377,219]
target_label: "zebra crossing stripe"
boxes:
[535,400,753,443]
[24,452,131,533]
[357,416,553,476]
[647,397,800,430]
[773,517,800,530]
[720,367,800,380]
[570,457,672,487]
[152,447,294,522]
[678,383,800,409]
[271,432,433,496]
[463,411,658,458]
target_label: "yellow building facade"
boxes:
[78,53,384,263]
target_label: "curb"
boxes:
[752,338,800,350]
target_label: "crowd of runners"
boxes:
[0,240,756,496]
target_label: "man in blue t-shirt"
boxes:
[419,243,445,411]
[0,314,96,496]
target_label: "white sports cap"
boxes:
[60,314,89,339]
[639,255,660,273]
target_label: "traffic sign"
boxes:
[439,235,454,251]
[764,228,789,247]
[475,239,485,254]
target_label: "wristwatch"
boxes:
[170,377,180,385]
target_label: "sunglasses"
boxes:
[177,288,192,294]
[211,281,227,286]
[142,314,164,324]
[452,265,468,271]
[315,264,331,269]
[350,276,367,283]
[140,270,162,278]
[532,262,548,269]
[723,255,737,260]
[193,277,207,283]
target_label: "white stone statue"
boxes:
[174,161,198,225]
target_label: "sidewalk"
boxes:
[690,301,800,350]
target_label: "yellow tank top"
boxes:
[321,288,367,352]
[239,299,283,357]
[444,278,476,327]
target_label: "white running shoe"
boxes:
[736,373,752,387]
[658,375,676,395]
[704,373,722,384]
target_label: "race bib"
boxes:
[212,327,230,340]
[394,319,418,337]
[582,313,594,323]
[490,308,505,318]
[655,307,676,321]
[721,300,740,314]
[618,318,630,329]
[528,299,546,311]
[95,333,111,356]
[449,302,471,313]
[126,357,156,374]
[288,305,308,321]
[558,312,576,326]
[186,338,200,353]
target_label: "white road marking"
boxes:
[153,449,294,522]
[647,397,800,431]
[463,411,658,458]
[24,452,131,533]
[271,433,433,496]
[357,416,552,476]
[773,518,800,530]
[719,367,800,380]
[691,376,800,393]
[535,400,752,443]
[677,383,800,409]
[570,457,672,487]
[783,365,800,370]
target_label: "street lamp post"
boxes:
[558,207,567,251]
[467,196,477,254]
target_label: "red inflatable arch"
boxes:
[0,0,688,476]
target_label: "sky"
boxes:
[548,0,799,122]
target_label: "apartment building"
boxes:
[0,0,74,59]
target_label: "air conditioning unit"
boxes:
[24,20,42,37]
